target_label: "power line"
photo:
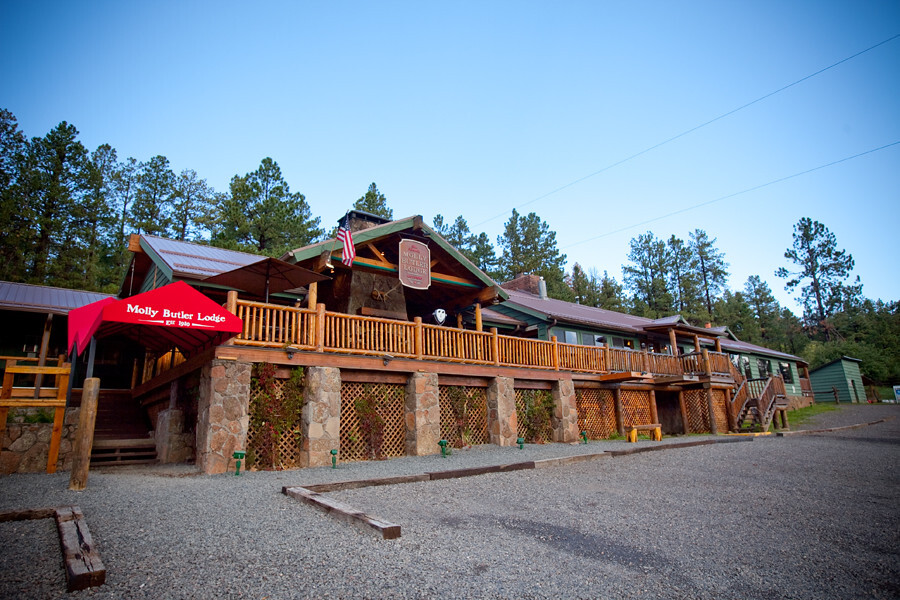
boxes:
[473,32,900,228]
[562,140,900,249]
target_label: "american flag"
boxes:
[337,216,355,266]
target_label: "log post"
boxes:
[491,328,500,366]
[678,390,689,434]
[414,317,424,359]
[714,338,722,353]
[668,329,678,355]
[832,386,840,404]
[705,384,718,435]
[724,387,735,432]
[307,281,317,309]
[613,387,624,436]
[69,378,101,489]
[315,303,326,352]
[693,334,701,353]
[474,303,482,332]
[649,389,659,425]
[551,336,559,371]
[34,312,54,399]
[702,349,712,375]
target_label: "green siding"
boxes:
[810,359,865,403]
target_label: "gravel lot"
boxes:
[1,404,897,599]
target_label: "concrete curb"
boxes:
[776,417,892,437]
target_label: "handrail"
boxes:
[229,299,761,383]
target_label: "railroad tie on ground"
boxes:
[282,486,401,540]
[0,505,106,592]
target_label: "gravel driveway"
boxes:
[1,404,897,599]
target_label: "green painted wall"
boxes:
[809,358,865,403]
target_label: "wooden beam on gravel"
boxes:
[282,486,401,540]
[54,506,107,592]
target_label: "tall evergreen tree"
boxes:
[713,290,759,342]
[744,275,781,344]
[775,217,861,338]
[132,155,175,236]
[623,232,673,318]
[596,269,626,312]
[466,232,498,276]
[666,235,702,319]
[27,122,88,284]
[690,229,729,319]
[171,169,213,241]
[0,109,29,281]
[212,158,323,256]
[353,182,392,220]
[497,209,571,300]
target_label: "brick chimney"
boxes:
[501,274,547,299]
[344,209,391,233]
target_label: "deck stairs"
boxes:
[90,390,157,466]
[731,376,789,433]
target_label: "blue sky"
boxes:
[2,1,898,314]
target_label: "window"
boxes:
[611,337,634,349]
[741,356,752,379]
[778,362,794,384]
[757,358,771,377]
[730,354,741,368]
[564,331,578,345]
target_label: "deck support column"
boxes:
[302,366,342,468]
[613,387,625,436]
[197,359,252,475]
[155,379,192,464]
[486,376,517,446]
[678,390,690,434]
[705,384,718,435]
[668,329,678,355]
[724,387,736,432]
[649,389,659,425]
[404,372,440,456]
[550,379,578,443]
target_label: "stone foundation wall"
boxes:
[196,359,252,475]
[303,366,341,467]
[404,372,440,456]
[1,408,80,474]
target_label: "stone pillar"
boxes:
[155,408,193,464]
[486,376,517,446]
[196,359,252,475]
[551,379,578,443]
[303,366,341,467]
[404,372,440,456]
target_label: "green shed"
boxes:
[808,356,865,403]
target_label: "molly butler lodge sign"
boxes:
[399,239,431,290]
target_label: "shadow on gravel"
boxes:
[457,515,696,588]
[808,435,899,447]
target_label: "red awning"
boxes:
[68,281,243,356]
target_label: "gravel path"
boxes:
[1,404,897,599]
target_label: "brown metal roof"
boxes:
[141,236,265,279]
[502,288,803,361]
[0,281,114,315]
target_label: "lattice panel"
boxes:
[576,388,616,439]
[339,382,406,462]
[683,389,710,434]
[621,390,652,428]
[712,389,729,433]
[439,386,488,448]
[514,389,554,443]
[247,377,305,471]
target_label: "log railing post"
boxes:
[702,349,711,375]
[668,329,678,355]
[551,336,559,371]
[474,303,482,332]
[315,303,326,352]
[414,317,424,359]
[69,378,100,490]
[491,328,500,366]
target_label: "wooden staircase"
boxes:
[731,376,790,433]
[90,390,157,466]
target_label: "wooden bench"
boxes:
[625,424,662,442]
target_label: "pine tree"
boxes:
[497,209,571,300]
[171,169,213,241]
[623,232,673,318]
[0,109,29,281]
[132,155,175,236]
[690,229,729,320]
[353,182,392,220]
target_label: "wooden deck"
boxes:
[225,298,734,382]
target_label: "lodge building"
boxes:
[0,211,814,474]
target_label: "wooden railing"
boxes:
[230,299,751,381]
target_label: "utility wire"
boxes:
[474,32,900,228]
[562,140,900,249]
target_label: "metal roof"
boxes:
[0,281,114,315]
[140,236,266,280]
[501,288,803,362]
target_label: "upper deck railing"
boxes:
[229,298,739,380]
